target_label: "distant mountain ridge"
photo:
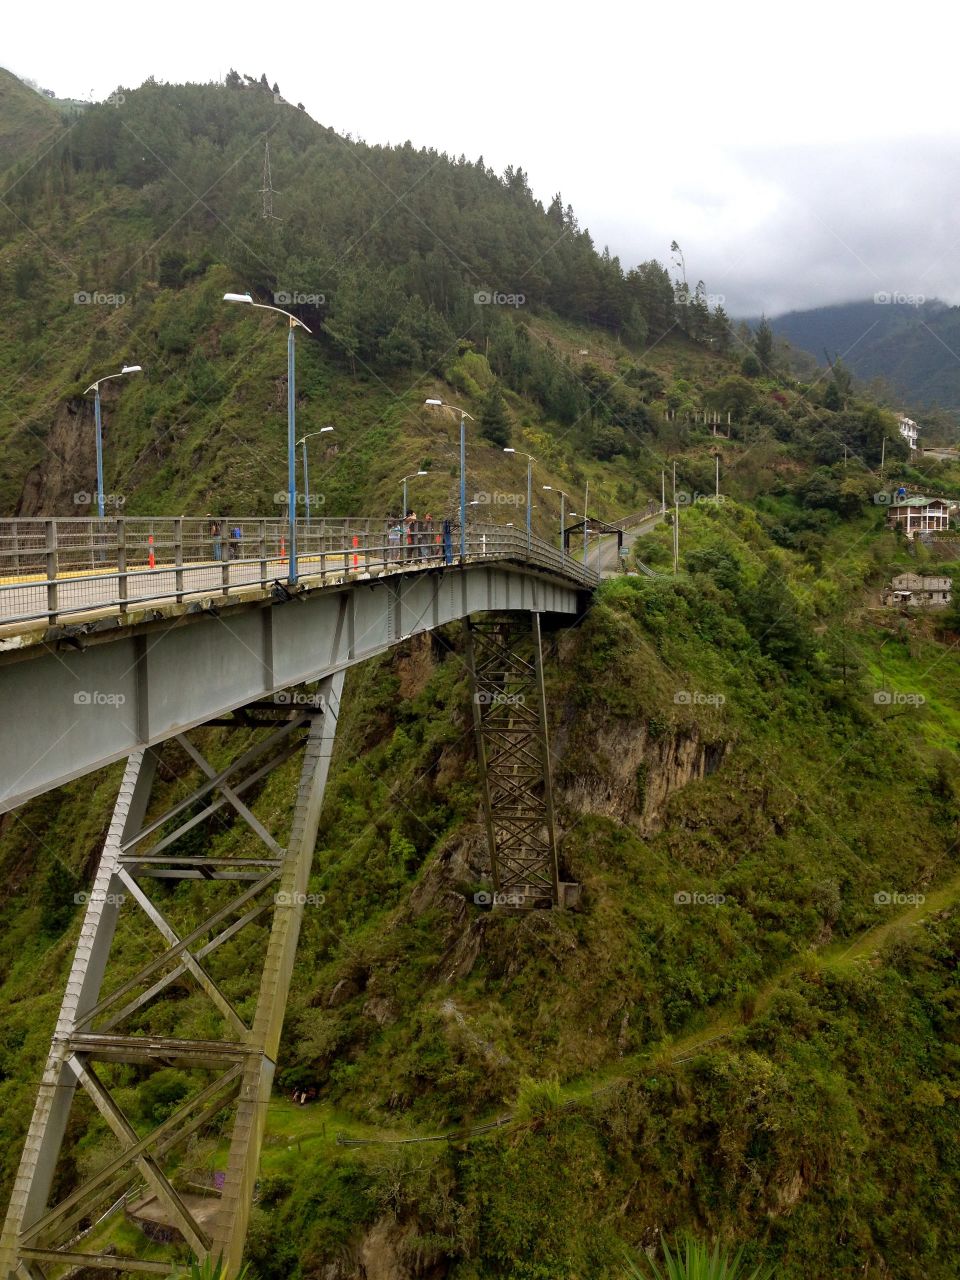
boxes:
[769,297,960,411]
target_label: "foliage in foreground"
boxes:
[624,1235,774,1280]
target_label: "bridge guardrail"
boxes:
[0,517,598,627]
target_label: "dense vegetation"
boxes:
[1,68,960,1279]
[771,297,960,430]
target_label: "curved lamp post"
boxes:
[83,365,142,519]
[503,447,535,553]
[224,292,311,584]
[400,468,428,520]
[400,469,428,564]
[542,485,572,554]
[296,427,334,525]
[424,399,475,560]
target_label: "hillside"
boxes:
[2,70,960,1280]
[0,68,62,174]
[770,297,960,420]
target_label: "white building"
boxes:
[884,573,952,608]
[886,495,954,538]
[899,415,920,450]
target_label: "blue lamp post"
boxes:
[296,427,334,526]
[424,399,475,560]
[224,293,311,584]
[401,468,428,521]
[503,447,535,554]
[83,365,142,518]
[542,485,571,554]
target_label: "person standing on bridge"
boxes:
[404,510,417,563]
[388,518,402,563]
[208,516,222,562]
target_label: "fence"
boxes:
[0,517,598,627]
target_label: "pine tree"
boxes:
[479,384,510,447]
[754,315,775,371]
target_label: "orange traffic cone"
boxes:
[352,534,359,569]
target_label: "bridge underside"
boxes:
[0,554,588,1278]
[0,561,584,814]
[0,681,345,1278]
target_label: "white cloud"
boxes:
[8,0,960,316]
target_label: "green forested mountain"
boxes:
[0,74,739,521]
[2,71,960,1280]
[0,68,62,172]
[770,297,960,417]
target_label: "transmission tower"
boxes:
[259,138,280,221]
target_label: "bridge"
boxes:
[0,513,600,1279]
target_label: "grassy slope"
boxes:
[0,68,61,174]
[2,68,960,1280]
[1,495,960,1275]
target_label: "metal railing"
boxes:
[0,517,598,627]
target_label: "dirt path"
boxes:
[303,863,960,1151]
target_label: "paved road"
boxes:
[579,511,665,577]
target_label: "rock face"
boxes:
[16,396,96,516]
[357,1216,408,1279]
[314,1214,435,1280]
[557,720,727,835]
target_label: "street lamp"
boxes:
[296,427,334,526]
[400,469,428,519]
[224,292,311,584]
[400,468,428,563]
[83,365,142,519]
[424,398,475,560]
[542,485,572,554]
[503,447,535,553]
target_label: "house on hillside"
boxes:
[899,415,920,450]
[886,495,955,538]
[882,573,952,608]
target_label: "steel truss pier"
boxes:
[0,673,344,1279]
[464,614,573,909]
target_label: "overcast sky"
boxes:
[7,0,960,317]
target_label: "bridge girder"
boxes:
[0,563,583,815]
[0,677,343,1279]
